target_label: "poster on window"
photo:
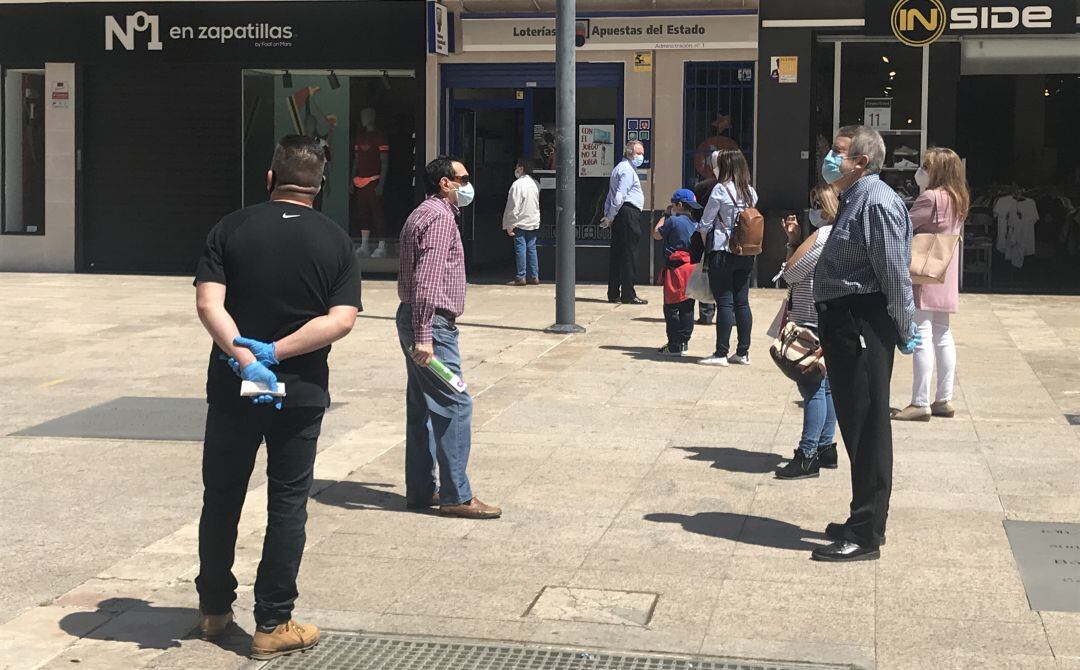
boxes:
[864,98,893,131]
[578,124,615,178]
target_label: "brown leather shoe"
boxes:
[506,278,526,286]
[406,493,440,510]
[439,497,502,519]
[199,609,233,641]
[891,404,931,422]
[250,619,320,660]
[526,277,540,285]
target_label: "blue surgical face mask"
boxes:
[821,150,845,185]
[454,182,475,207]
[808,208,826,228]
[631,154,644,168]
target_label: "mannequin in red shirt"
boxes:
[351,107,390,257]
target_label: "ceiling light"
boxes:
[889,71,897,77]
[1044,89,1050,97]
[882,56,890,64]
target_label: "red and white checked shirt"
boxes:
[398,195,467,343]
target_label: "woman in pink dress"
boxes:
[893,148,969,421]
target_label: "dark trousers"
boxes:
[608,204,641,302]
[664,299,695,348]
[196,404,325,627]
[707,251,754,357]
[817,293,898,548]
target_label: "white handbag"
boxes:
[686,263,714,304]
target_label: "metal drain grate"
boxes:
[265,632,859,670]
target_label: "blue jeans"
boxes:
[707,251,754,357]
[795,375,837,458]
[395,303,474,506]
[513,228,539,280]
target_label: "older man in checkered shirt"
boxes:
[396,156,501,520]
[810,126,920,563]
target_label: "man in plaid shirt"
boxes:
[810,126,919,563]
[395,156,501,520]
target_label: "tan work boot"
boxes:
[199,609,233,641]
[250,620,320,660]
[891,404,931,422]
[931,400,956,418]
[439,497,502,519]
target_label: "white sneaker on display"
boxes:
[728,354,751,365]
[894,145,919,157]
[893,159,918,170]
[371,242,387,259]
[699,355,730,367]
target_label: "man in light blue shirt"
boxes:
[603,141,647,304]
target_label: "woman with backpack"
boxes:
[696,149,759,366]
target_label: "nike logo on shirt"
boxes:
[282,213,301,219]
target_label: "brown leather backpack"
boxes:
[722,183,764,256]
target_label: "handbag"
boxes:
[910,195,961,285]
[769,321,825,385]
[686,262,714,304]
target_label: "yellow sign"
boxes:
[769,56,798,84]
[890,0,947,47]
[633,51,652,73]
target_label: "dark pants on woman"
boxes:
[608,203,642,302]
[197,404,325,627]
[707,251,754,357]
[817,292,897,549]
[663,299,695,349]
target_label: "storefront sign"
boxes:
[578,124,615,178]
[633,51,653,72]
[868,0,1076,47]
[428,1,450,55]
[769,56,798,83]
[625,118,652,169]
[864,98,893,130]
[0,2,426,64]
[461,13,757,51]
[50,81,70,109]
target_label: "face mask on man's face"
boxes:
[821,150,845,185]
[514,167,524,179]
[455,182,475,207]
[631,154,645,168]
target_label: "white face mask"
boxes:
[514,167,524,179]
[915,167,930,191]
[454,182,475,207]
[808,208,826,228]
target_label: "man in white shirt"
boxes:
[503,157,541,286]
[603,141,647,305]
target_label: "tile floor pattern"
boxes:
[0,274,1078,669]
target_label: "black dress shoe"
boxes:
[825,522,886,546]
[622,297,648,305]
[607,297,621,304]
[811,540,880,562]
[818,443,838,469]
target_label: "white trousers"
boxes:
[911,309,956,406]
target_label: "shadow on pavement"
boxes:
[631,317,666,323]
[575,297,614,304]
[355,313,548,334]
[58,599,250,656]
[310,480,410,512]
[676,446,784,473]
[598,345,701,364]
[645,512,828,551]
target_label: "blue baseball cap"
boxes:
[672,188,703,210]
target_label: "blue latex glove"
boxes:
[233,336,279,367]
[898,322,922,356]
[241,360,282,410]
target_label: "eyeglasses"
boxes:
[450,175,471,185]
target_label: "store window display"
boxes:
[352,107,390,258]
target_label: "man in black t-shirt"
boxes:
[193,135,360,661]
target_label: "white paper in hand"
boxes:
[240,380,286,397]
